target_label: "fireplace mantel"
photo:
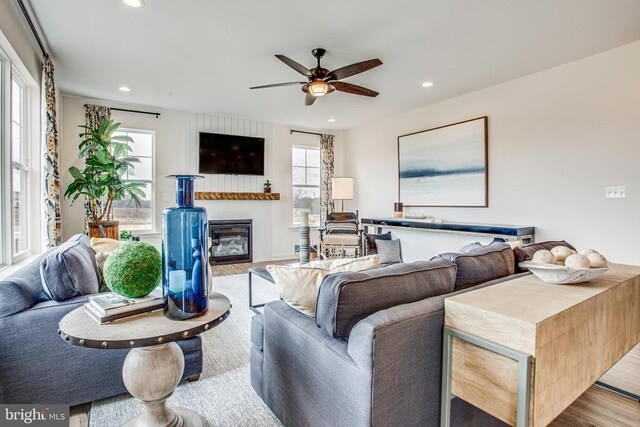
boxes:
[196,192,280,201]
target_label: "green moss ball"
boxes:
[103,242,162,298]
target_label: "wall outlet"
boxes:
[605,186,626,198]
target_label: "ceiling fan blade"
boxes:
[305,93,317,106]
[250,82,306,89]
[332,81,379,97]
[327,58,382,81]
[275,55,312,77]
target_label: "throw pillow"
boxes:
[90,237,122,254]
[316,258,456,338]
[266,255,380,317]
[459,241,482,253]
[364,231,392,255]
[375,239,402,264]
[437,242,515,291]
[40,239,101,301]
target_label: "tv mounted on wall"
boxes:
[198,132,265,175]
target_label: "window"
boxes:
[292,146,320,226]
[112,129,154,232]
[11,73,29,258]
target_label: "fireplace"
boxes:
[208,219,252,265]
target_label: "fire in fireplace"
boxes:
[209,219,252,265]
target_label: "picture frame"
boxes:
[397,116,488,207]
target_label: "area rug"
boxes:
[89,273,282,427]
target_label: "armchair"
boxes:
[319,212,363,259]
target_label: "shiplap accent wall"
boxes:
[186,113,273,193]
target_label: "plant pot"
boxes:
[264,188,272,193]
[89,220,120,239]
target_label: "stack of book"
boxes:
[84,288,163,324]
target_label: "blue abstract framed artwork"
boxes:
[398,117,488,207]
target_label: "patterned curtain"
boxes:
[42,55,61,248]
[83,104,111,232]
[319,134,335,225]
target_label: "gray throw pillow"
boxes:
[364,231,392,255]
[40,239,101,301]
[459,241,482,253]
[375,239,402,264]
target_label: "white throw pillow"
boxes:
[266,255,380,317]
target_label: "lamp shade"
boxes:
[332,177,354,200]
[308,81,330,97]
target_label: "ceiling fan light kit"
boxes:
[250,48,382,106]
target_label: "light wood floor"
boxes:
[70,260,640,427]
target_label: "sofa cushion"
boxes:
[375,239,403,264]
[0,251,53,318]
[364,231,392,255]
[316,258,456,338]
[438,242,515,291]
[68,233,91,248]
[40,239,101,301]
[513,240,576,272]
[266,256,380,317]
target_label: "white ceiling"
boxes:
[30,0,640,130]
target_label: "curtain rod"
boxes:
[110,107,161,118]
[16,0,47,57]
[290,129,323,136]
[84,105,161,118]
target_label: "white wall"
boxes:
[343,40,640,264]
[59,95,340,261]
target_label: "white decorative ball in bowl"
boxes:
[519,262,609,285]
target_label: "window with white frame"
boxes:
[292,146,321,226]
[112,129,154,232]
[11,72,29,258]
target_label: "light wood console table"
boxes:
[441,263,640,427]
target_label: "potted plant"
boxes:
[64,119,147,239]
[264,179,272,193]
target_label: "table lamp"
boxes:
[332,177,354,212]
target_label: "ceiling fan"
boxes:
[250,48,382,106]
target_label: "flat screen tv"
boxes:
[198,132,265,175]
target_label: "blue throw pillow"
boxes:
[40,238,101,301]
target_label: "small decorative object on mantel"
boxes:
[264,179,272,193]
[393,202,404,218]
[64,119,147,239]
[103,242,162,298]
[162,175,209,320]
[299,210,311,264]
[119,230,132,241]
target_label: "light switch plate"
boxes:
[605,186,626,198]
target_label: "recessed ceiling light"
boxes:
[421,81,434,88]
[123,0,144,8]
[118,86,131,92]
[328,118,336,122]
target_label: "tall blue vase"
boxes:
[162,175,209,320]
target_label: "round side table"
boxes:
[59,291,231,427]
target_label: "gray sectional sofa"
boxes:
[0,235,202,405]
[250,241,572,427]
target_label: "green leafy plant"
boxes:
[264,179,271,188]
[64,119,147,222]
[119,230,133,241]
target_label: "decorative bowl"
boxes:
[519,262,609,285]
